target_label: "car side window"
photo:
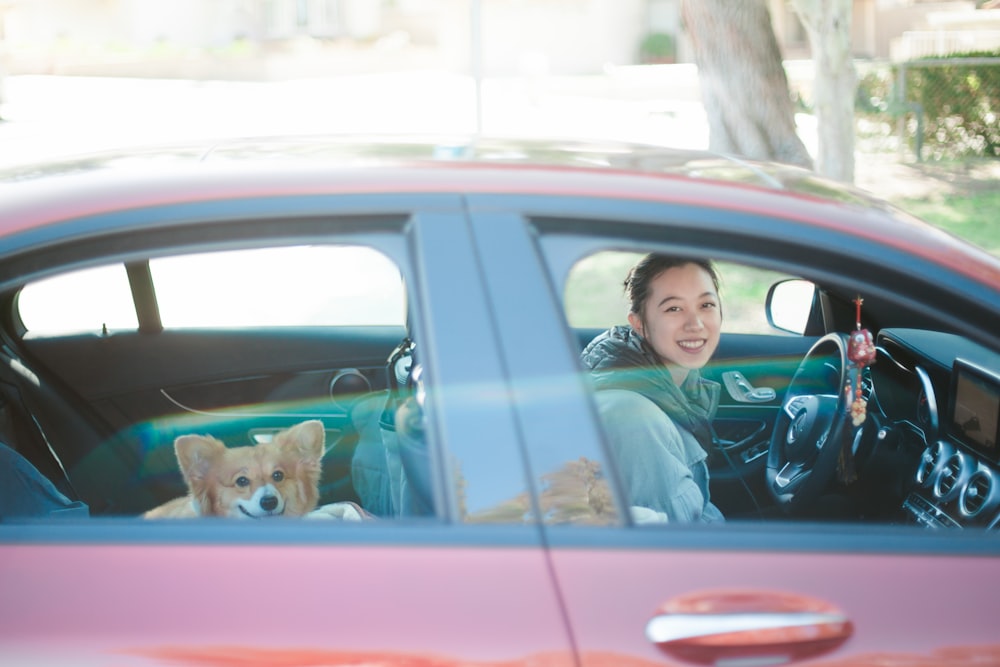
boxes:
[7,241,435,522]
[563,248,813,526]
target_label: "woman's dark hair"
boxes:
[624,253,721,315]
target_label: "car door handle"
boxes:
[646,590,853,665]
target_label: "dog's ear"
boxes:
[281,419,326,464]
[174,434,226,483]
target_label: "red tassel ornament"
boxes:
[840,297,876,483]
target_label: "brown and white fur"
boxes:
[144,420,325,519]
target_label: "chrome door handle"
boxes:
[646,591,853,665]
[647,610,850,641]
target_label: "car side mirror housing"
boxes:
[766,279,816,335]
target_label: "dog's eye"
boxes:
[235,476,250,487]
[272,470,284,482]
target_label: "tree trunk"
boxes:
[682,0,813,169]
[791,0,857,183]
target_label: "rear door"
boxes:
[0,194,576,667]
[0,523,576,667]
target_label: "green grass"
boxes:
[894,190,1000,257]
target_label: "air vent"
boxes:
[934,454,963,500]
[960,471,994,517]
[916,442,949,486]
[860,369,874,402]
[915,446,936,485]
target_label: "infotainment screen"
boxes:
[949,359,1000,462]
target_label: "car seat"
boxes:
[0,441,89,519]
[0,342,98,509]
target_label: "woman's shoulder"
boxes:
[581,325,640,370]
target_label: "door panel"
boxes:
[548,530,1000,666]
[0,525,575,667]
[21,327,404,405]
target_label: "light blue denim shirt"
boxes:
[594,389,724,523]
[581,326,724,523]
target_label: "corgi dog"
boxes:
[144,420,325,519]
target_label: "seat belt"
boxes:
[0,348,81,502]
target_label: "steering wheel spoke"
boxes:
[774,461,807,490]
[783,394,814,419]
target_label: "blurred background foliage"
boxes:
[855,50,1000,160]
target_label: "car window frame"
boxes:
[498,194,1000,549]
[0,194,543,534]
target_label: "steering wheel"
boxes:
[766,333,852,511]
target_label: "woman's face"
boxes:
[628,262,721,385]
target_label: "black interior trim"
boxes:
[125,261,162,334]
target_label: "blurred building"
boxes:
[0,0,997,78]
[770,0,1000,60]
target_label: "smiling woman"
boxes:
[580,253,726,523]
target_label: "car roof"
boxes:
[1,134,998,288]
[0,133,871,196]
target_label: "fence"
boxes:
[854,55,1000,162]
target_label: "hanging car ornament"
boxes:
[840,296,877,483]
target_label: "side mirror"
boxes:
[766,279,816,335]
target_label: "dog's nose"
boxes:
[260,495,278,512]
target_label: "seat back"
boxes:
[0,343,96,506]
[350,339,433,517]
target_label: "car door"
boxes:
[0,194,577,666]
[466,195,1000,666]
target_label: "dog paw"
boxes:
[307,502,367,521]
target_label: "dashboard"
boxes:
[871,329,1000,529]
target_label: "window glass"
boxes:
[18,264,138,333]
[150,245,406,327]
[564,250,796,335]
[20,243,425,520]
[564,249,813,527]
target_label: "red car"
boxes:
[0,137,998,666]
